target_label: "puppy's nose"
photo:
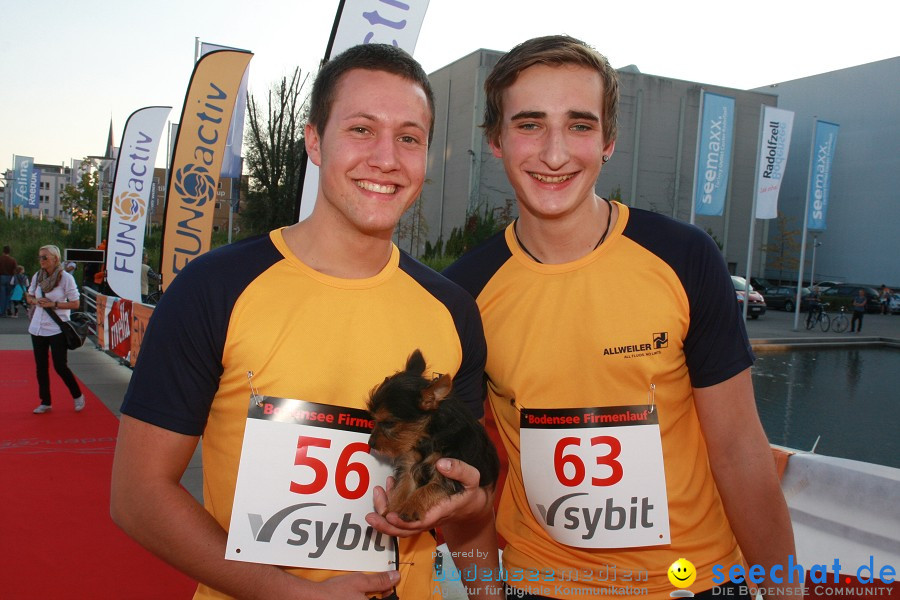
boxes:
[368,431,379,448]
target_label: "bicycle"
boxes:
[806,302,831,332]
[145,289,163,305]
[831,306,849,333]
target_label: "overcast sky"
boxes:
[2,0,897,170]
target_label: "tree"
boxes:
[60,160,101,224]
[242,67,309,233]
[761,211,802,283]
[395,195,429,256]
[444,200,514,258]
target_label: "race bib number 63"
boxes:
[519,405,670,548]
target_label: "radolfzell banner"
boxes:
[12,155,33,208]
[754,106,795,219]
[297,0,431,221]
[806,120,839,231]
[106,106,171,301]
[694,92,735,217]
[161,49,253,290]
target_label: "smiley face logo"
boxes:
[668,558,697,589]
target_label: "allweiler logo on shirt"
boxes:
[602,332,668,358]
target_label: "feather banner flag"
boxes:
[160,49,253,290]
[754,106,795,219]
[12,155,33,208]
[200,42,250,179]
[692,91,735,218]
[806,120,839,231]
[296,0,431,221]
[105,106,171,301]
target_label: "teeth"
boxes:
[530,172,574,184]
[357,180,396,194]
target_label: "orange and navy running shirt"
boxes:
[444,202,753,599]
[122,228,486,600]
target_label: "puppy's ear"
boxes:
[420,373,452,411]
[406,349,427,375]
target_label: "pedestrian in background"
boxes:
[139,252,160,303]
[851,288,868,333]
[8,265,29,318]
[0,245,18,318]
[881,284,892,315]
[25,244,85,414]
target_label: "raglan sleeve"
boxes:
[120,263,227,436]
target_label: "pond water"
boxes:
[751,346,899,469]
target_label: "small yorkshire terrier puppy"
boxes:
[367,349,500,521]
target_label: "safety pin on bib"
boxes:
[648,383,656,414]
[247,371,263,407]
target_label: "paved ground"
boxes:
[3,307,899,503]
[0,311,204,498]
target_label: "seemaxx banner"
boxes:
[694,92,735,217]
[806,120,839,231]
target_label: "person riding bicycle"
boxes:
[806,286,823,327]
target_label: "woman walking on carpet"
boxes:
[25,245,85,414]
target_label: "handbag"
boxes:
[45,307,90,350]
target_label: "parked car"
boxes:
[750,277,775,294]
[762,285,813,312]
[732,276,766,319]
[820,284,882,313]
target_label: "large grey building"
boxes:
[753,57,900,287]
[412,48,777,277]
[409,49,897,289]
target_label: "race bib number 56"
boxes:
[225,397,394,570]
[520,405,670,548]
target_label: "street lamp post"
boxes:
[1,171,13,218]
[809,236,822,287]
[86,156,114,246]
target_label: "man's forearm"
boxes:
[441,498,502,599]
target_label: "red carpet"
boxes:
[0,351,196,599]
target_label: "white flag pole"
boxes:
[792,117,818,331]
[743,105,767,322]
[689,89,705,225]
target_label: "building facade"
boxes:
[3,163,77,222]
[753,57,900,288]
[418,49,778,277]
[417,50,898,290]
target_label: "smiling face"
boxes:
[667,558,697,588]
[490,63,616,222]
[305,68,431,240]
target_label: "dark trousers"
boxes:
[506,581,751,599]
[851,311,864,332]
[31,333,82,405]
[0,274,11,314]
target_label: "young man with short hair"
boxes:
[112,44,498,600]
[444,35,799,600]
